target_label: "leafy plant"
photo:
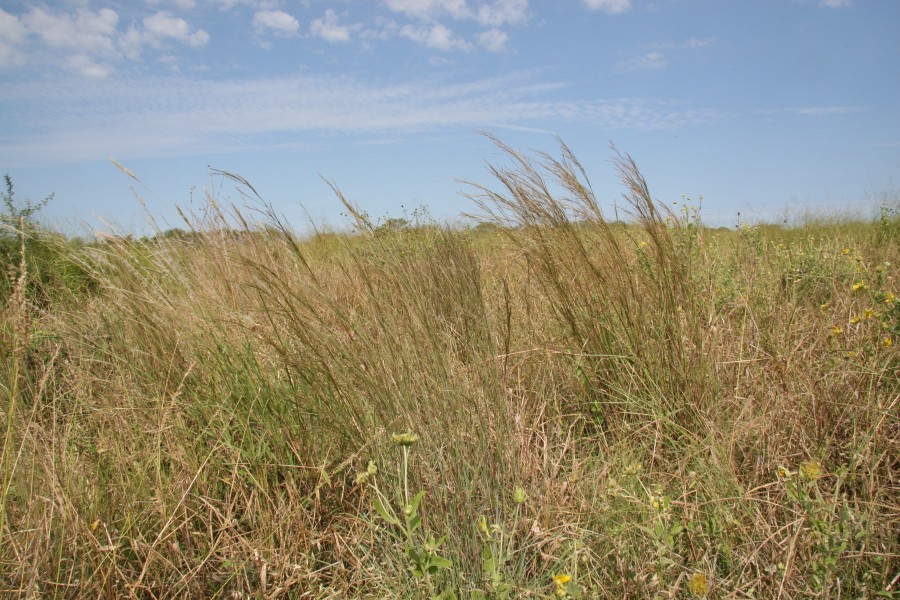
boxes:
[360,433,454,598]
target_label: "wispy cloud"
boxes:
[142,12,210,47]
[583,0,632,15]
[475,0,529,26]
[684,37,715,49]
[384,0,473,22]
[1,72,717,166]
[477,28,508,52]
[820,0,853,7]
[383,0,528,24]
[619,51,668,71]
[795,105,864,116]
[0,9,28,67]
[758,105,865,116]
[65,54,111,79]
[400,23,472,50]
[147,0,198,9]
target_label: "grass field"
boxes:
[1,141,898,598]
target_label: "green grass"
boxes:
[1,140,898,598]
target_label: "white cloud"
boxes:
[253,10,300,37]
[476,0,528,26]
[383,0,529,26]
[384,0,472,21]
[1,6,209,76]
[0,9,27,67]
[820,0,853,6]
[143,11,209,47]
[583,0,632,15]
[477,28,508,52]
[400,23,471,50]
[121,11,210,60]
[146,0,198,9]
[66,54,110,79]
[207,0,256,10]
[22,6,119,54]
[310,10,351,43]
[619,51,668,70]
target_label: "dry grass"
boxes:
[1,139,897,598]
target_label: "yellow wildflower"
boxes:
[852,281,867,292]
[884,337,893,348]
[553,572,572,596]
[777,466,791,480]
[829,325,842,337]
[885,292,896,304]
[841,248,850,256]
[687,572,710,596]
[800,461,823,481]
[863,307,876,320]
[849,315,861,325]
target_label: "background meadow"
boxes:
[1,141,898,598]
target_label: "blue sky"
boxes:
[1,0,898,233]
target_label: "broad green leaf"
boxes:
[654,521,665,539]
[409,513,422,532]
[373,498,399,526]
[483,555,497,574]
[430,555,452,570]
[409,490,426,513]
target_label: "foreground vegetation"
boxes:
[1,141,898,598]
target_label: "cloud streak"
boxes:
[383,0,528,25]
[583,0,632,15]
[1,72,717,166]
[619,51,668,71]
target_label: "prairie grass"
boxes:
[1,140,897,598]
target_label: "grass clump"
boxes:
[1,140,897,598]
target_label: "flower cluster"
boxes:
[553,573,572,597]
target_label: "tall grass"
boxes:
[1,139,897,598]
